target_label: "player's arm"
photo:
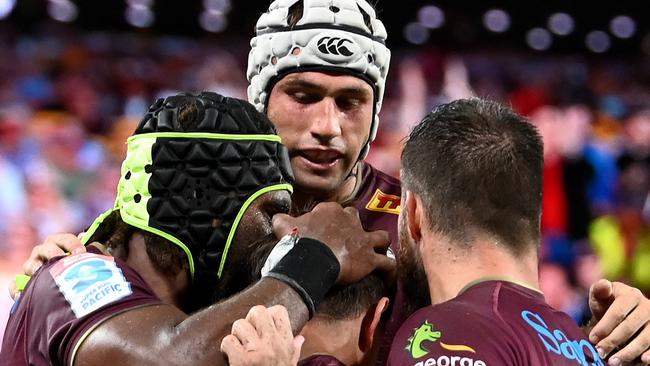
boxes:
[75,203,394,366]
[75,278,308,366]
[586,279,650,365]
[9,233,86,300]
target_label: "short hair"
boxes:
[249,236,386,322]
[286,0,375,31]
[315,274,386,322]
[401,98,543,253]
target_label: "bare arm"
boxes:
[75,203,393,366]
[10,233,86,300]
[75,278,306,366]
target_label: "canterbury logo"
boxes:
[317,37,354,56]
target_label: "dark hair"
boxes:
[315,274,386,321]
[286,0,375,31]
[401,98,543,253]
[85,210,189,278]
[248,234,387,322]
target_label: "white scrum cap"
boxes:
[247,0,391,159]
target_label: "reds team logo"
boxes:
[366,189,401,214]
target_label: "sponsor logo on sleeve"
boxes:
[365,189,401,214]
[521,310,604,366]
[405,320,485,366]
[50,253,132,318]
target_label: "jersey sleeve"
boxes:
[388,304,518,366]
[22,252,163,365]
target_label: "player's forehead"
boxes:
[273,71,373,96]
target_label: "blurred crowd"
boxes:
[1,26,650,330]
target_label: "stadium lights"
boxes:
[47,0,78,23]
[125,0,154,28]
[418,5,444,29]
[404,22,429,45]
[610,15,636,39]
[548,12,574,36]
[0,0,16,19]
[200,0,231,33]
[586,31,611,53]
[199,10,228,33]
[126,4,154,28]
[526,27,552,51]
[483,9,510,33]
[204,0,231,13]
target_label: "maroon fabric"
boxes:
[299,354,348,366]
[353,163,401,252]
[352,162,405,366]
[0,246,162,366]
[388,281,604,366]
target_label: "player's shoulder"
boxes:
[357,162,401,216]
[389,288,521,366]
[44,251,137,318]
[363,162,401,193]
[399,297,492,336]
[390,305,501,366]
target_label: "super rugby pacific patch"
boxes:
[50,253,132,318]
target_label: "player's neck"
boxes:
[421,236,539,305]
[299,316,362,366]
[124,233,189,309]
[291,163,362,211]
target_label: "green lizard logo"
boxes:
[405,320,442,359]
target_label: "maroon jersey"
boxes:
[0,246,162,366]
[388,280,604,366]
[352,163,405,366]
[353,162,401,252]
[299,354,347,366]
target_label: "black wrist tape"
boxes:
[265,237,340,318]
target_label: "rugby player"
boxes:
[0,92,394,366]
[388,98,644,366]
[11,0,650,363]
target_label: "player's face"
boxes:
[214,190,292,298]
[397,207,431,313]
[267,71,373,197]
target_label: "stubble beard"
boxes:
[397,221,432,315]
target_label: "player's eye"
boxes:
[335,96,361,111]
[290,90,321,104]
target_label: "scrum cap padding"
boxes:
[82,92,294,280]
[247,0,391,159]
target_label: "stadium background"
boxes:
[1,0,650,342]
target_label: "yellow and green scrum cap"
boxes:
[81,92,294,282]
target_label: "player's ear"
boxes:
[359,296,390,353]
[405,191,423,243]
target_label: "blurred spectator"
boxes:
[2,27,650,344]
[588,110,650,291]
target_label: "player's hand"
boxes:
[9,233,86,300]
[272,202,395,285]
[588,279,650,365]
[220,305,303,366]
